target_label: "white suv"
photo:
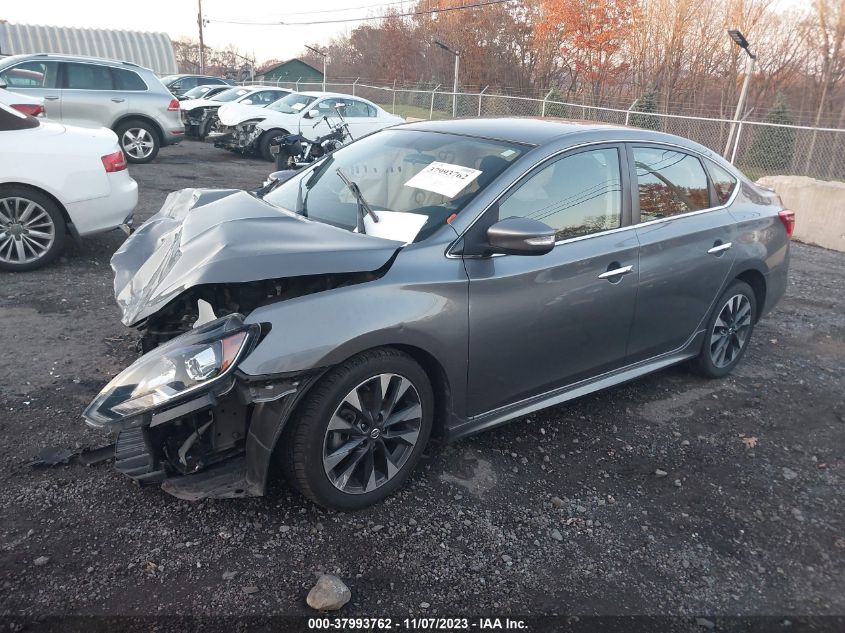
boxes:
[0,53,184,163]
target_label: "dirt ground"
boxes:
[0,140,843,624]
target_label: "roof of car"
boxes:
[0,52,145,70]
[299,91,377,105]
[398,117,714,155]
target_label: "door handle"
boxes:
[707,241,732,255]
[598,265,634,280]
[44,95,60,100]
[111,97,126,103]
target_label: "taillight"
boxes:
[101,150,128,173]
[167,98,180,111]
[778,210,795,237]
[12,103,44,117]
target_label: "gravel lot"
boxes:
[1,140,843,624]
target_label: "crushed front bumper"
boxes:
[210,124,260,152]
[103,370,320,500]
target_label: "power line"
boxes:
[208,0,513,27]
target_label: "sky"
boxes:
[1,0,409,63]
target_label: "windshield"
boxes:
[268,93,317,114]
[183,85,217,99]
[210,87,251,102]
[263,129,527,243]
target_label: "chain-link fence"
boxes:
[241,79,845,181]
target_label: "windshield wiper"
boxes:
[336,167,379,233]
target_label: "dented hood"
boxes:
[217,102,273,126]
[111,188,402,326]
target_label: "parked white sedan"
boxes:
[0,103,138,271]
[212,91,404,160]
[180,85,291,138]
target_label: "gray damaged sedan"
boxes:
[84,119,792,510]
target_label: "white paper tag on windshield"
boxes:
[291,102,306,111]
[404,161,482,198]
[363,211,428,244]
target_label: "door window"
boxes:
[633,147,709,221]
[339,99,374,117]
[498,147,623,241]
[64,63,114,90]
[707,161,738,206]
[111,68,147,91]
[1,61,59,88]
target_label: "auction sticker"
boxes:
[404,161,482,198]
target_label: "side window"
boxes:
[111,68,147,91]
[633,147,709,221]
[341,100,371,117]
[499,147,623,241]
[251,91,277,105]
[1,61,59,88]
[707,161,738,206]
[64,63,114,90]
[366,104,378,117]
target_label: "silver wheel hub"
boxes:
[0,197,56,265]
[122,128,155,159]
[322,373,422,495]
[709,294,752,368]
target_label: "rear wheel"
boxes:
[116,119,160,163]
[258,129,288,161]
[690,280,757,378]
[282,348,433,510]
[0,185,66,271]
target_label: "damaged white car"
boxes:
[211,91,404,160]
[180,85,291,138]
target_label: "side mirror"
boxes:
[486,217,556,256]
[0,80,7,90]
[242,98,253,105]
[304,109,320,119]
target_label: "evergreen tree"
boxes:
[629,90,660,130]
[543,87,568,118]
[743,93,795,172]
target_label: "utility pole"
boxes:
[197,0,205,74]
[304,45,328,91]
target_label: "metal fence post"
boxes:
[478,86,488,117]
[729,122,744,165]
[430,85,441,120]
[296,77,301,91]
[625,97,640,126]
[392,79,397,114]
[353,78,359,96]
[541,89,554,117]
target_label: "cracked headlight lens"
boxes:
[84,315,258,427]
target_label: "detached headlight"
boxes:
[84,315,259,427]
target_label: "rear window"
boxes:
[0,61,58,89]
[633,147,710,222]
[64,62,113,90]
[707,161,738,206]
[0,102,39,130]
[112,67,147,91]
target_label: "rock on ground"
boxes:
[307,574,352,611]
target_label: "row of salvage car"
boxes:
[179,84,404,161]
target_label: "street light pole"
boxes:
[305,45,327,91]
[434,40,459,117]
[723,29,757,159]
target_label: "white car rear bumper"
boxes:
[66,171,139,236]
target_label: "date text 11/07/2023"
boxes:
[307,617,528,630]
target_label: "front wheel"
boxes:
[690,280,757,378]
[257,129,288,161]
[282,348,434,510]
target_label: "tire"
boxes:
[258,129,288,162]
[199,113,218,139]
[115,119,160,164]
[282,348,434,510]
[690,280,757,378]
[0,185,66,272]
